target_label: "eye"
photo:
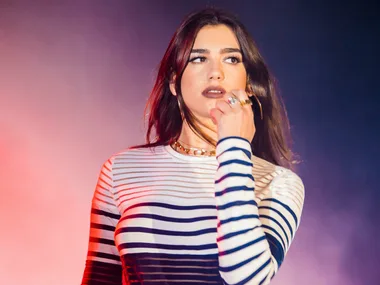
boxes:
[225,56,242,64]
[189,56,206,63]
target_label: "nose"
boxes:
[208,62,224,81]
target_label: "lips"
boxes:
[202,86,226,98]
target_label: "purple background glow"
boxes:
[0,1,378,284]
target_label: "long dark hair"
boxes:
[135,7,298,170]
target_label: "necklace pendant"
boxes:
[193,149,202,156]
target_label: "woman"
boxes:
[82,7,304,285]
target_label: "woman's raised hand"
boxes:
[209,89,256,142]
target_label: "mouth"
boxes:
[202,86,226,98]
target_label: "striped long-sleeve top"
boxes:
[81,136,305,285]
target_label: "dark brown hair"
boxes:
[136,7,298,170]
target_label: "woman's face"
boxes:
[171,24,247,121]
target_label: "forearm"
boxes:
[215,137,276,285]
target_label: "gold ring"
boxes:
[240,98,252,107]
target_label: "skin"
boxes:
[169,24,255,152]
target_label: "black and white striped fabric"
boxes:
[82,137,304,285]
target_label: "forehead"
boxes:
[193,24,240,49]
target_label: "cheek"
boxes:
[232,69,248,88]
[180,70,202,98]
[224,65,247,85]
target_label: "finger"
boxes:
[230,89,249,102]
[225,95,242,112]
[210,108,223,125]
[230,89,253,110]
[221,91,244,113]
[215,99,233,114]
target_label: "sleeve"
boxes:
[81,157,123,285]
[215,136,305,285]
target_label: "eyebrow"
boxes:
[190,48,242,54]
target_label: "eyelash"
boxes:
[189,56,242,64]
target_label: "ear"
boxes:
[169,74,177,96]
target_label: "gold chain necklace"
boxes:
[172,141,216,157]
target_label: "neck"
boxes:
[177,120,217,152]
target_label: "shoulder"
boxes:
[101,145,168,170]
[110,145,167,160]
[270,166,305,198]
[252,155,305,200]
[252,156,305,225]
